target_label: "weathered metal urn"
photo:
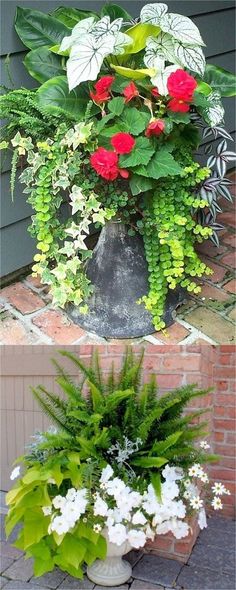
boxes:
[67,221,185,338]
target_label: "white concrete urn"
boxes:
[87,528,132,586]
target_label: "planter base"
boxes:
[87,556,132,586]
[67,222,186,339]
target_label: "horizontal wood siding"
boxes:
[1,0,235,277]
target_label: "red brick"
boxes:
[198,283,230,302]
[213,419,235,431]
[218,212,236,228]
[25,274,47,289]
[146,536,173,552]
[0,315,38,344]
[214,432,225,442]
[150,374,183,389]
[210,468,235,481]
[220,252,236,269]
[0,283,45,314]
[222,233,236,248]
[215,443,235,457]
[226,433,236,444]
[32,310,85,344]
[216,380,229,392]
[214,366,235,379]
[215,393,235,406]
[163,355,201,371]
[196,242,226,258]
[200,258,227,283]
[155,322,190,344]
[214,406,235,419]
[218,353,234,365]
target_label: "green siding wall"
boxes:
[1,0,235,277]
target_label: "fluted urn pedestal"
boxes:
[66,221,185,338]
[87,530,132,586]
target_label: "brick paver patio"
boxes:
[0,500,235,590]
[1,175,235,346]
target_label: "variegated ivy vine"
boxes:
[1,2,236,330]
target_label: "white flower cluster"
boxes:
[45,488,88,536]
[39,457,231,549]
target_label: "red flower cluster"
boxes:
[167,69,197,113]
[123,81,139,103]
[145,119,165,137]
[90,133,135,181]
[90,76,115,104]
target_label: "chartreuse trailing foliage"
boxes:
[1,2,236,330]
[6,349,223,579]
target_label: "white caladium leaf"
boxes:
[200,92,225,127]
[151,63,179,95]
[174,43,205,76]
[67,34,115,90]
[92,16,123,40]
[140,3,168,25]
[113,31,133,55]
[144,33,176,67]
[144,36,166,68]
[161,13,205,46]
[60,17,95,52]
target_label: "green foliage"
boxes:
[203,64,236,97]
[36,76,96,120]
[15,7,70,50]
[51,6,99,28]
[100,3,132,23]
[24,47,64,83]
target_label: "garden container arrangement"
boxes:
[1,2,236,335]
[6,350,230,585]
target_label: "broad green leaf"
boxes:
[111,64,155,80]
[196,81,212,96]
[22,468,40,485]
[37,76,90,119]
[5,507,24,537]
[77,521,100,545]
[124,22,161,54]
[161,13,205,46]
[30,539,51,561]
[203,64,236,97]
[96,113,114,133]
[24,47,64,83]
[119,136,155,167]
[101,3,132,22]
[49,44,69,56]
[51,7,98,28]
[136,149,182,180]
[33,556,54,577]
[121,108,150,136]
[59,534,86,569]
[131,456,168,468]
[15,7,70,50]
[151,472,162,502]
[108,97,125,116]
[24,509,48,549]
[140,3,168,25]
[130,174,154,196]
[168,112,191,124]
[93,534,107,559]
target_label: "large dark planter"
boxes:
[66,221,186,338]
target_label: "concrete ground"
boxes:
[0,506,235,590]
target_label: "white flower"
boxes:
[62,501,82,525]
[200,473,209,484]
[52,495,66,510]
[100,465,114,484]
[188,464,202,478]
[212,497,223,510]
[189,496,203,510]
[156,518,189,539]
[183,490,191,500]
[42,506,52,516]
[162,465,183,481]
[108,523,127,546]
[94,495,108,517]
[74,489,88,513]
[105,478,126,498]
[132,511,147,525]
[198,508,207,530]
[10,466,20,481]
[66,488,77,502]
[183,479,191,488]
[50,516,71,535]
[212,482,229,496]
[128,529,146,549]
[200,440,210,450]
[93,524,102,533]
[162,480,179,500]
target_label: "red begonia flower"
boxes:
[123,81,139,103]
[145,119,165,137]
[95,76,115,93]
[167,69,197,102]
[90,90,110,104]
[167,99,190,113]
[111,132,135,154]
[119,168,129,178]
[90,147,119,181]
[151,87,160,98]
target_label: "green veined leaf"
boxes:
[37,76,90,119]
[121,107,150,136]
[15,7,70,50]
[203,64,236,97]
[50,6,99,29]
[120,136,155,167]
[135,148,182,180]
[24,47,64,83]
[100,3,132,22]
[108,96,125,116]
[130,174,154,196]
[131,456,168,468]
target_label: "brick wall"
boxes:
[0,344,235,563]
